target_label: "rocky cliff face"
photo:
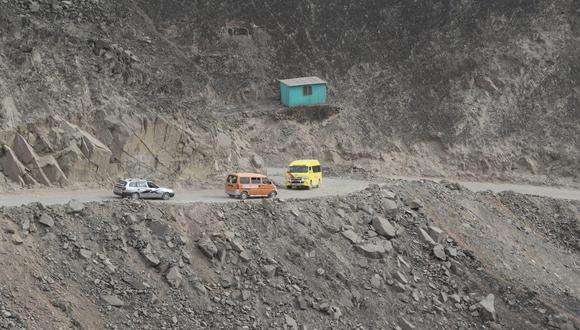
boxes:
[0,0,578,189]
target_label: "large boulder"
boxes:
[12,134,51,186]
[0,145,38,186]
[39,155,70,186]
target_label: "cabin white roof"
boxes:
[279,76,327,87]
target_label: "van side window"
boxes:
[251,177,261,184]
[313,165,321,173]
[239,177,250,184]
[262,177,272,184]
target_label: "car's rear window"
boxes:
[239,177,250,184]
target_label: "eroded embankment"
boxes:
[0,182,578,329]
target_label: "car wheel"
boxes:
[240,192,249,200]
[162,193,170,200]
[131,193,140,200]
[268,191,277,199]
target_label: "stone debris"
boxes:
[79,249,92,260]
[284,314,298,330]
[433,244,447,261]
[0,184,562,329]
[479,294,496,321]
[355,243,388,259]
[405,199,423,210]
[166,266,183,288]
[341,229,362,244]
[418,228,436,245]
[393,271,408,284]
[398,317,416,330]
[230,239,244,252]
[428,226,446,243]
[66,200,84,214]
[38,214,55,227]
[198,236,218,258]
[101,295,124,307]
[371,216,396,238]
[370,274,382,288]
[383,199,398,213]
[141,244,161,266]
[12,233,24,245]
[262,264,277,278]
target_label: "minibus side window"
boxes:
[240,177,250,184]
[251,177,261,184]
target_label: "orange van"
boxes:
[225,173,277,200]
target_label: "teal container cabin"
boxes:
[279,76,327,107]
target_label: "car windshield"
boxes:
[147,182,159,188]
[288,165,308,173]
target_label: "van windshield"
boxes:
[226,175,237,184]
[288,165,308,173]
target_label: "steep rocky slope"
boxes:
[0,184,578,329]
[0,0,579,190]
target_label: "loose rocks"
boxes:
[38,214,54,227]
[355,243,387,259]
[66,200,84,214]
[433,244,447,261]
[479,294,496,321]
[166,266,183,288]
[341,229,362,244]
[101,295,124,307]
[371,216,396,238]
[198,236,218,258]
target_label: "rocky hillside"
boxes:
[0,183,578,329]
[0,0,579,190]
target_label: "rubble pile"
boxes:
[1,183,576,329]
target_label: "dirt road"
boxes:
[1,170,579,207]
[387,175,580,201]
[0,177,369,207]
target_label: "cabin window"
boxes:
[303,85,312,96]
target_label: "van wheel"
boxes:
[240,192,249,200]
[131,193,140,200]
[286,185,292,190]
[268,191,277,199]
[162,193,170,200]
[308,180,313,190]
[316,179,321,188]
